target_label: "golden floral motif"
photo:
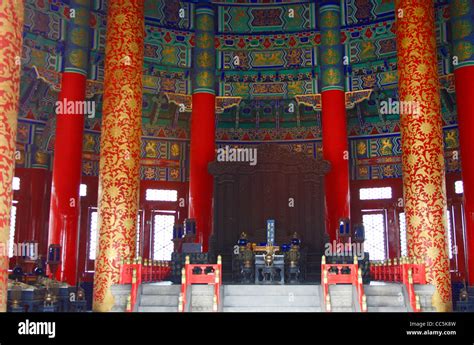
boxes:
[197,14,212,31]
[323,68,341,85]
[171,143,180,157]
[451,0,470,17]
[144,167,155,179]
[197,51,212,68]
[322,48,339,65]
[196,71,213,88]
[145,141,158,158]
[357,141,367,155]
[380,138,393,155]
[34,151,48,165]
[0,0,24,312]
[73,7,89,25]
[197,32,213,49]
[383,165,394,177]
[445,130,458,149]
[396,0,451,312]
[321,11,338,28]
[454,41,473,61]
[93,0,144,313]
[360,41,376,59]
[321,30,338,46]
[70,27,88,47]
[451,20,472,40]
[68,49,86,68]
[358,166,369,177]
[170,168,180,179]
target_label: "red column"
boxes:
[189,93,215,252]
[454,67,474,284]
[319,3,351,241]
[188,4,216,251]
[48,72,86,284]
[322,90,351,241]
[48,0,91,285]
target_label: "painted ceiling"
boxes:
[20,0,457,134]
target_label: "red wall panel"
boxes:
[9,167,467,283]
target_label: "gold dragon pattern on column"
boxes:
[395,0,452,311]
[93,0,144,312]
[0,0,24,312]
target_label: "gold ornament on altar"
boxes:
[241,243,253,269]
[264,245,275,267]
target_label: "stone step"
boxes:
[331,307,353,312]
[417,295,433,306]
[364,284,403,296]
[224,285,319,296]
[141,284,180,295]
[223,295,320,307]
[191,295,214,308]
[191,307,214,312]
[330,296,352,307]
[138,306,179,312]
[367,306,407,312]
[366,295,404,307]
[328,285,352,296]
[140,295,179,307]
[222,306,321,312]
[421,307,436,312]
[414,284,435,295]
[191,285,215,296]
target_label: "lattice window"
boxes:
[399,212,407,257]
[89,210,98,260]
[146,189,178,202]
[153,214,175,261]
[136,213,141,258]
[80,184,87,197]
[455,180,463,195]
[9,205,17,258]
[12,177,20,191]
[446,211,453,259]
[359,187,392,200]
[362,213,386,261]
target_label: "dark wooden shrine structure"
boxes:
[208,144,330,282]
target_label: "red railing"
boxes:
[321,256,367,312]
[179,255,222,312]
[370,257,426,312]
[119,258,172,312]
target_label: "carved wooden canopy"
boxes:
[208,143,331,176]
